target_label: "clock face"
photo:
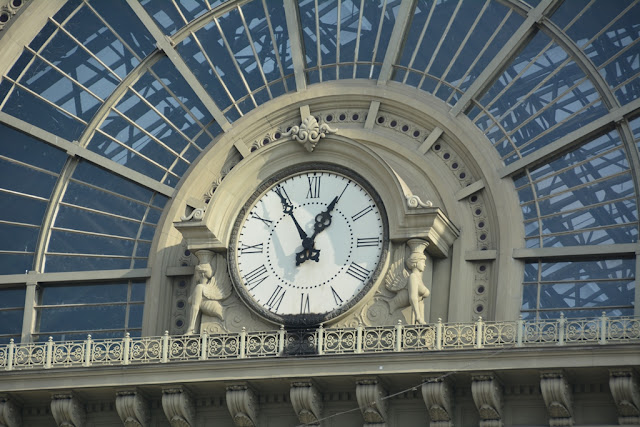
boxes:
[229,164,388,326]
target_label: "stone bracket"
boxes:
[540,371,573,426]
[173,220,224,252]
[609,368,640,425]
[290,379,323,426]
[51,392,86,427]
[0,394,22,427]
[116,389,151,427]
[471,373,503,427]
[422,376,454,427]
[356,377,388,426]
[162,386,195,427]
[226,383,258,426]
[390,207,459,258]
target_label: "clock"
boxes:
[228,163,388,326]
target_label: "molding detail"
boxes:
[0,0,28,31]
[405,194,433,209]
[282,115,337,152]
[290,380,323,426]
[471,374,503,427]
[422,377,454,427]
[0,394,21,427]
[115,390,150,427]
[356,377,388,425]
[50,393,85,427]
[162,387,195,427]
[540,371,573,426]
[226,384,258,427]
[609,369,640,425]
[180,207,206,222]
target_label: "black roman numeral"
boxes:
[240,243,264,254]
[346,262,370,282]
[266,286,286,312]
[352,205,374,221]
[300,293,310,313]
[306,176,321,199]
[250,212,272,227]
[331,286,343,305]
[357,237,380,247]
[244,265,268,290]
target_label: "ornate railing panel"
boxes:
[2,315,639,371]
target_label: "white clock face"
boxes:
[229,165,388,325]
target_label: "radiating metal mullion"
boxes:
[611,70,640,94]
[402,0,436,84]
[531,195,636,222]
[530,222,639,240]
[92,128,177,177]
[0,188,49,203]
[351,0,365,79]
[0,155,60,179]
[469,100,519,157]
[189,32,244,117]
[531,169,632,204]
[598,37,640,72]
[170,0,191,26]
[44,251,132,259]
[237,6,273,99]
[0,220,40,229]
[82,0,142,62]
[368,0,387,78]
[417,0,464,88]
[50,226,140,242]
[49,17,124,83]
[433,0,490,95]
[336,0,341,79]
[573,0,639,52]
[58,201,147,225]
[2,76,88,126]
[315,0,322,81]
[559,0,595,32]
[66,177,165,212]
[446,10,513,104]
[0,250,35,255]
[511,97,603,157]
[260,0,289,91]
[213,16,257,108]
[488,74,591,143]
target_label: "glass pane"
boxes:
[0,288,26,308]
[41,283,128,305]
[39,305,127,332]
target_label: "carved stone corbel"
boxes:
[0,394,22,427]
[356,377,388,426]
[115,389,150,427]
[51,393,86,427]
[609,369,640,425]
[471,374,503,427]
[162,387,195,427]
[422,377,454,427]
[540,371,573,426]
[290,380,322,426]
[282,115,337,152]
[226,383,258,426]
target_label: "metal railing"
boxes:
[1,314,638,371]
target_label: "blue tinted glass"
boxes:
[0,192,48,225]
[0,224,38,252]
[72,161,154,202]
[48,230,135,256]
[0,158,58,199]
[44,255,132,273]
[131,282,146,301]
[0,254,33,275]
[128,304,144,327]
[55,205,140,239]
[0,310,23,335]
[140,0,186,35]
[0,124,67,172]
[41,283,129,305]
[39,305,127,332]
[0,288,26,308]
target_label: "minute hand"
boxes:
[274,186,308,242]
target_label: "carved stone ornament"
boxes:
[115,390,151,427]
[187,250,232,334]
[180,206,206,222]
[282,115,337,152]
[0,394,21,427]
[609,369,640,425]
[384,239,431,324]
[51,393,86,427]
[471,374,503,427]
[290,380,323,426]
[162,387,195,427]
[226,384,258,427]
[540,371,573,426]
[405,193,433,209]
[356,377,388,425]
[422,377,454,427]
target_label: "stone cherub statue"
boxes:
[385,239,431,324]
[187,250,232,334]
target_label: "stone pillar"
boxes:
[356,377,388,426]
[290,380,322,426]
[471,373,503,427]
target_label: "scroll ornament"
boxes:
[282,115,337,152]
[187,250,232,334]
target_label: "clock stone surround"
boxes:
[175,135,459,332]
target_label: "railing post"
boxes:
[475,317,483,349]
[6,339,14,371]
[516,315,524,347]
[161,331,169,363]
[240,327,246,359]
[317,324,324,355]
[436,318,443,350]
[200,332,208,360]
[557,313,565,346]
[45,336,53,369]
[395,320,403,352]
[599,311,608,345]
[123,333,131,365]
[278,325,285,355]
[356,322,363,353]
[83,335,92,367]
